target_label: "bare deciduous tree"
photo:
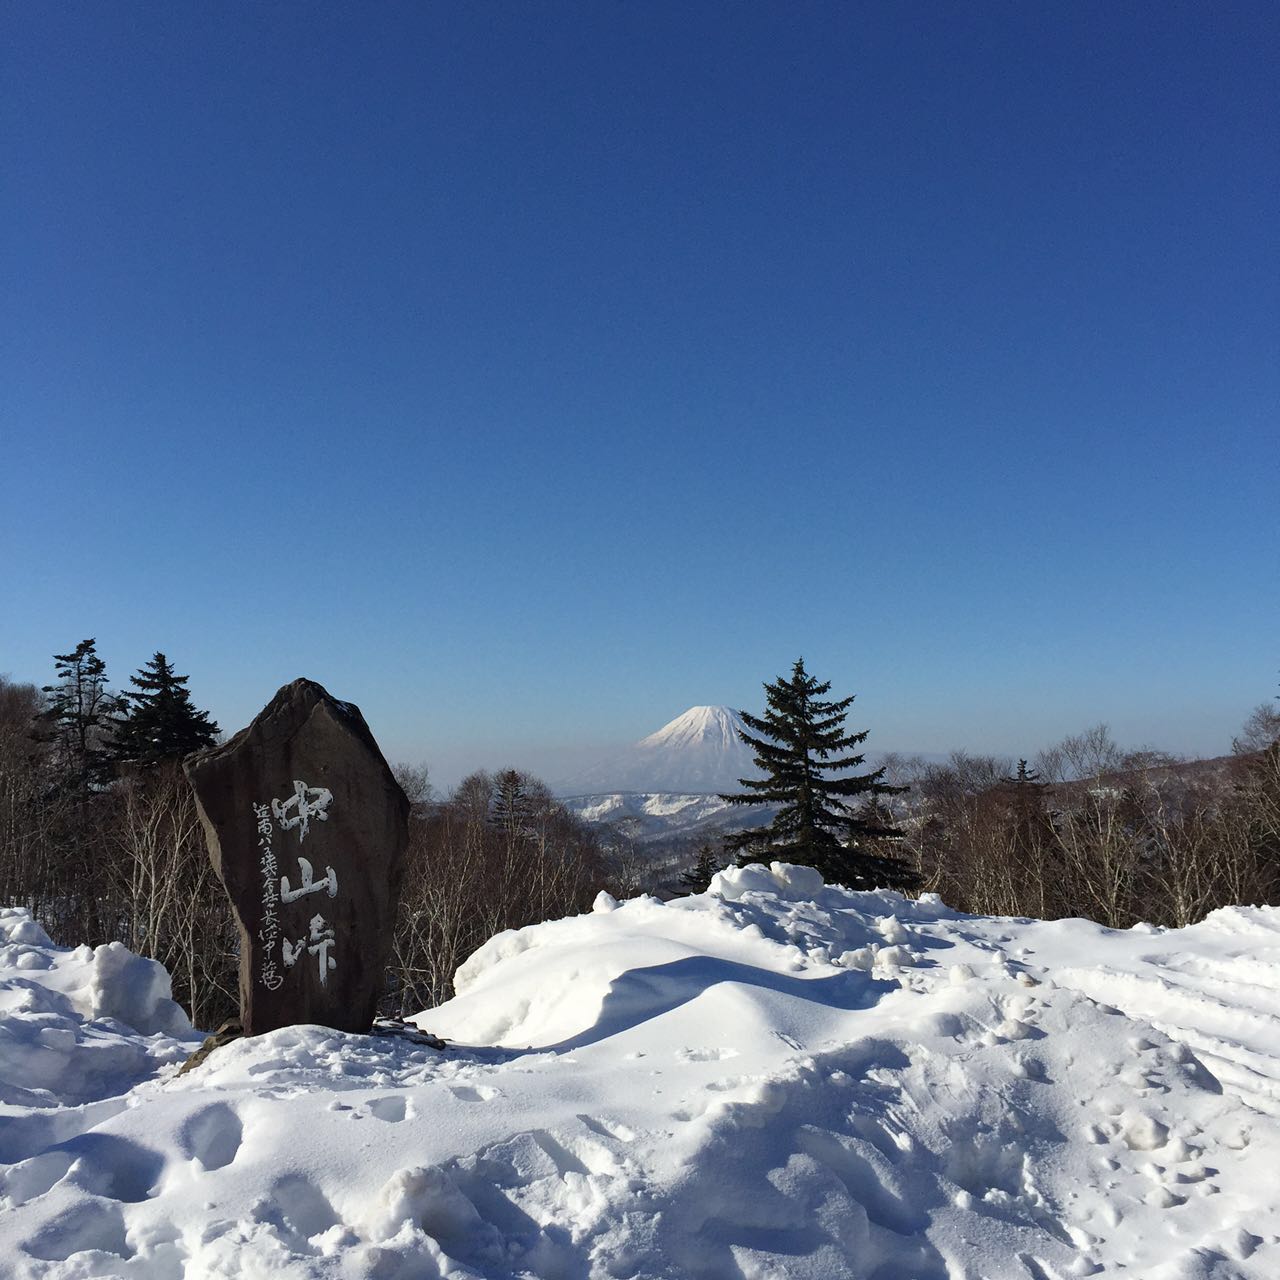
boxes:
[1233,704,1280,755]
[110,765,237,1027]
[386,769,604,1014]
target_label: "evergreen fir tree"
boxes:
[39,638,121,790]
[1007,760,1041,787]
[720,659,912,889]
[489,769,532,838]
[679,843,721,894]
[844,797,922,892]
[997,759,1056,867]
[113,652,220,767]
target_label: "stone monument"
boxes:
[185,679,410,1035]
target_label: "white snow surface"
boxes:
[561,792,775,848]
[2,874,1280,1278]
[569,793,727,824]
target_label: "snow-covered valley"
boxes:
[558,706,776,850]
[2,870,1278,1278]
[561,791,779,848]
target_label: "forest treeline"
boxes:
[2,639,1278,1030]
[624,690,1280,932]
[0,642,605,1027]
[879,726,1280,929]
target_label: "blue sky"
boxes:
[2,2,1276,786]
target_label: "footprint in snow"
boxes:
[367,1095,410,1122]
[578,1114,636,1143]
[180,1101,243,1171]
[252,1172,340,1242]
[449,1082,499,1103]
[23,1199,131,1262]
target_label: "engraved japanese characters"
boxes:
[185,679,410,1035]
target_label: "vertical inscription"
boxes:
[257,780,341,989]
[254,802,284,991]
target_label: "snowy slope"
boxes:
[2,879,1280,1277]
[560,705,760,796]
[561,790,779,846]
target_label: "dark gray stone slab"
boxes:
[185,679,409,1035]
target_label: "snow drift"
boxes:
[1,874,1279,1277]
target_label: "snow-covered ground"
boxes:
[2,869,1278,1278]
[561,791,776,847]
[567,792,726,825]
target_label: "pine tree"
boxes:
[843,797,922,892]
[1007,760,1041,788]
[679,843,721,894]
[39,638,121,790]
[113,652,220,767]
[997,759,1056,868]
[489,769,532,838]
[720,659,913,889]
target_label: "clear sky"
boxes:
[2,2,1276,787]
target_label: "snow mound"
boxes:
[0,908,195,1117]
[0,908,191,1039]
[710,858,827,900]
[2,880,1280,1277]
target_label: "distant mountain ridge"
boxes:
[559,705,760,796]
[562,791,759,846]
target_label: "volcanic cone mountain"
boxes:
[561,705,760,795]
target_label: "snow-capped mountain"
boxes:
[559,705,759,796]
